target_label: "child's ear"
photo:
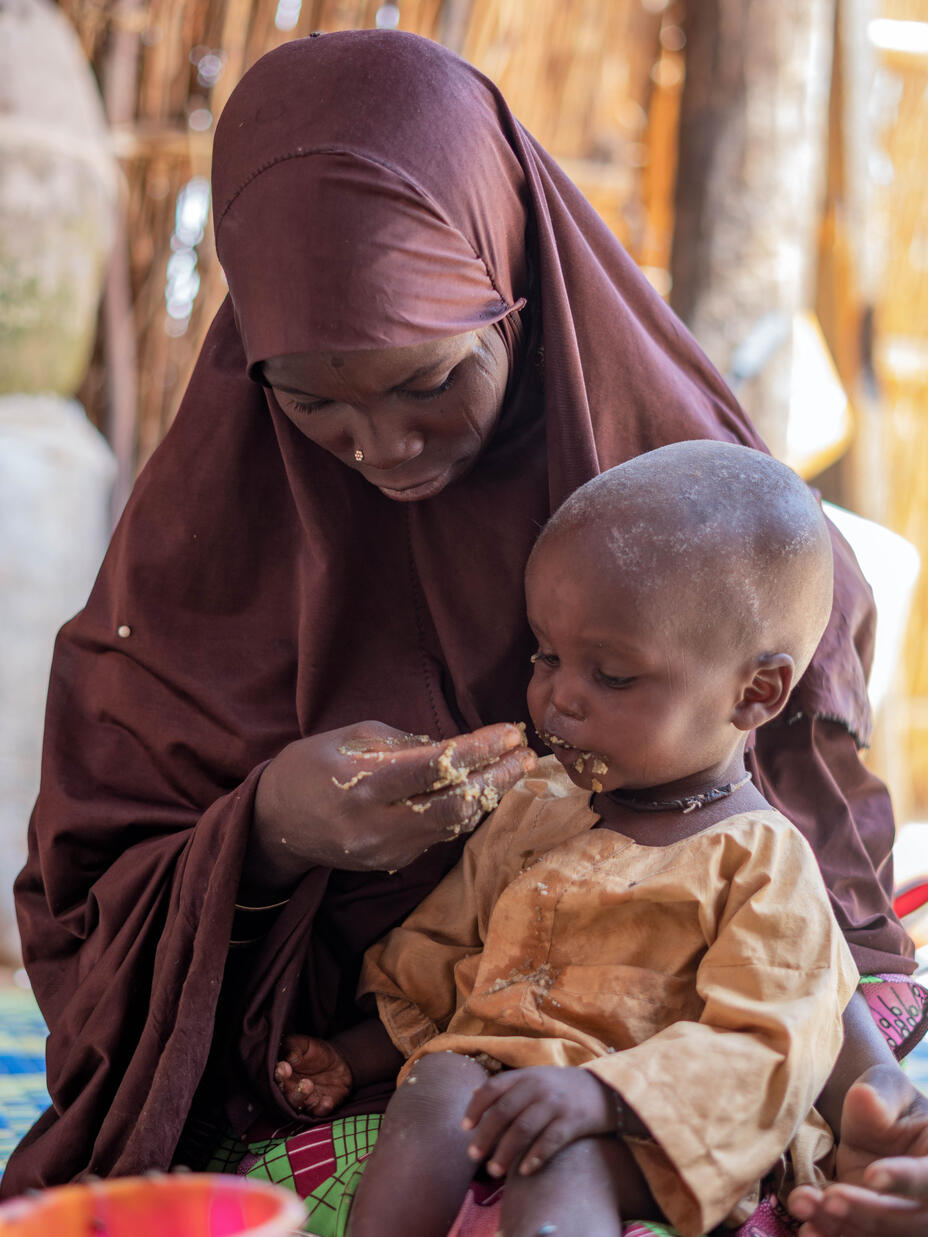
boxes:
[732,653,795,732]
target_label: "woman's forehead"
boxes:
[262,333,477,393]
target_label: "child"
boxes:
[275,440,859,1237]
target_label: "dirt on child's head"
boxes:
[532,440,834,680]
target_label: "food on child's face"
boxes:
[537,728,570,749]
[538,729,610,788]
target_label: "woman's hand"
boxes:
[248,721,536,894]
[460,1066,618,1178]
[789,1062,928,1236]
[274,1033,352,1116]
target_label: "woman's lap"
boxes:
[209,975,928,1237]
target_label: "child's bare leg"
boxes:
[500,1134,660,1237]
[347,1052,488,1237]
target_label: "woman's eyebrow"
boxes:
[388,355,464,391]
[272,382,324,397]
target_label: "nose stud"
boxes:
[354,448,364,462]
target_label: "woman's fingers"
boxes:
[396,746,537,836]
[791,1182,928,1237]
[864,1156,928,1196]
[357,723,528,803]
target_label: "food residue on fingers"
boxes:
[331,769,374,791]
[478,785,499,813]
[428,741,474,791]
[337,733,431,758]
[400,797,433,814]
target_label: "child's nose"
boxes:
[549,675,586,723]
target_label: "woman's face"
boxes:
[262,328,510,502]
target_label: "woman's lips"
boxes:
[371,464,455,502]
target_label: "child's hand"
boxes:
[274,1033,353,1116]
[461,1065,617,1178]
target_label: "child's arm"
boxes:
[275,1019,403,1115]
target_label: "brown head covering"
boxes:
[4,30,910,1194]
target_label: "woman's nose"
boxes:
[354,414,425,471]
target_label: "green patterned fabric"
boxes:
[206,1114,383,1236]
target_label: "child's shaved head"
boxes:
[535,441,834,680]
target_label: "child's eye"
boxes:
[530,650,558,668]
[399,369,458,401]
[596,670,635,690]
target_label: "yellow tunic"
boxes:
[359,757,859,1237]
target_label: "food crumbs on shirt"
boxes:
[117,625,131,638]
[483,962,558,996]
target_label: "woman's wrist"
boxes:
[239,758,317,902]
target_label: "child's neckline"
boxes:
[589,781,774,847]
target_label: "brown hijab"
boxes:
[4,30,910,1194]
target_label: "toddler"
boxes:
[275,440,858,1237]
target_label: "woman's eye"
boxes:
[530,650,558,668]
[399,369,458,401]
[287,396,331,414]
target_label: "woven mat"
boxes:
[0,987,49,1180]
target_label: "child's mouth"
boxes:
[536,730,610,790]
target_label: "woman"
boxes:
[5,29,926,1236]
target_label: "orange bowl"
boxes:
[0,1173,306,1236]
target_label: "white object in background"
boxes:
[0,395,115,964]
[892,822,928,963]
[822,501,921,714]
[785,313,854,480]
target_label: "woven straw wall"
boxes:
[61,0,678,471]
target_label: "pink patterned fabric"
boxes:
[859,973,928,1059]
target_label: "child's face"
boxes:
[524,532,749,798]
